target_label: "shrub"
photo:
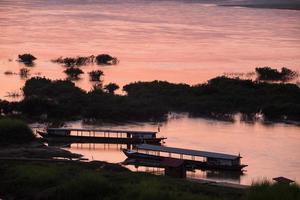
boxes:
[88,70,104,81]
[248,180,300,200]
[18,54,36,65]
[104,83,119,94]
[19,68,30,79]
[4,71,14,75]
[96,54,118,65]
[64,67,84,79]
[255,67,298,82]
[0,118,35,144]
[52,56,94,67]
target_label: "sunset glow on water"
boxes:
[58,115,300,185]
[1,0,300,98]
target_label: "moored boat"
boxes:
[122,144,247,171]
[37,128,166,144]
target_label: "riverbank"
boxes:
[0,121,299,200]
[1,159,299,200]
[221,2,300,11]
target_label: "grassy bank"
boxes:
[0,161,243,200]
[0,161,299,200]
[0,118,35,144]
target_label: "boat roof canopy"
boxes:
[137,144,240,160]
[47,128,157,135]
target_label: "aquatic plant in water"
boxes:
[88,70,104,81]
[95,54,118,65]
[52,56,95,67]
[19,68,30,79]
[18,54,36,66]
[64,67,84,80]
[4,71,14,75]
[52,54,118,67]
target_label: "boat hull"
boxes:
[122,149,247,172]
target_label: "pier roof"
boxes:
[47,128,157,135]
[137,144,240,160]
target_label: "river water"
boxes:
[37,114,299,185]
[0,0,300,99]
[1,0,300,185]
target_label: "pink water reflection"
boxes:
[60,115,300,185]
[1,0,300,98]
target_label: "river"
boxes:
[33,114,300,185]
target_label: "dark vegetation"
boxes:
[96,54,118,65]
[104,83,120,94]
[123,77,300,121]
[0,161,299,200]
[222,3,300,11]
[11,77,166,121]
[64,67,84,79]
[0,118,35,144]
[89,70,104,81]
[19,68,30,79]
[4,70,14,75]
[247,180,300,200]
[52,56,94,67]
[0,75,299,122]
[52,54,118,67]
[255,67,298,82]
[0,161,241,200]
[18,54,36,66]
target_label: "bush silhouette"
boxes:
[89,70,104,81]
[0,118,35,144]
[18,54,37,66]
[96,54,118,65]
[104,83,119,94]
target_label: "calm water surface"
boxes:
[0,0,300,98]
[1,0,300,185]
[45,114,300,185]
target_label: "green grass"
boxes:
[0,161,299,200]
[0,161,242,200]
[0,118,35,144]
[246,180,300,200]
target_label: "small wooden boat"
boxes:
[37,128,166,144]
[122,144,247,172]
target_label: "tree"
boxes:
[88,70,104,81]
[255,67,298,82]
[96,54,118,65]
[281,67,298,82]
[64,67,84,79]
[18,54,37,66]
[104,83,119,94]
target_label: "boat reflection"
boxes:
[47,141,135,151]
[45,140,244,183]
[123,158,243,183]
